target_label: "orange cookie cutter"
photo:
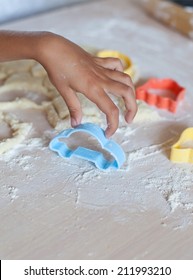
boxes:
[136,78,185,113]
[97,49,138,83]
[170,128,193,163]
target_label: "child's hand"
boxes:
[38,32,137,137]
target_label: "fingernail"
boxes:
[125,112,132,123]
[105,128,111,139]
[71,118,78,127]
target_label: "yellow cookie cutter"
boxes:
[170,128,193,163]
[97,49,138,83]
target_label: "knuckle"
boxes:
[124,74,132,84]
[113,57,122,65]
[107,57,123,68]
[114,58,123,69]
[124,85,135,96]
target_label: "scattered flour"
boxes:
[2,185,19,202]
[0,79,192,229]
[1,5,193,232]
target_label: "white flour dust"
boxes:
[1,0,193,231]
[1,98,193,229]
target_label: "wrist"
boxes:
[25,31,54,61]
[34,31,68,67]
[0,30,53,63]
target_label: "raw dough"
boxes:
[52,96,69,119]
[134,101,163,123]
[0,82,48,97]
[0,59,35,75]
[0,112,32,154]
[45,103,61,128]
[0,51,162,154]
[31,63,47,78]
[0,98,46,110]
[0,61,56,99]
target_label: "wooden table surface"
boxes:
[0,0,193,259]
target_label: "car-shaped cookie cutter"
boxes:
[170,127,193,163]
[97,49,138,83]
[49,123,126,170]
[136,78,185,113]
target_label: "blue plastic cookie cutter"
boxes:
[49,123,126,170]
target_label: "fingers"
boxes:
[123,93,138,123]
[104,78,137,123]
[59,86,82,127]
[48,52,136,137]
[87,86,119,138]
[94,56,124,72]
[94,60,137,123]
[103,68,135,93]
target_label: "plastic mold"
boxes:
[170,128,193,163]
[97,49,138,83]
[136,78,185,113]
[49,123,126,170]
